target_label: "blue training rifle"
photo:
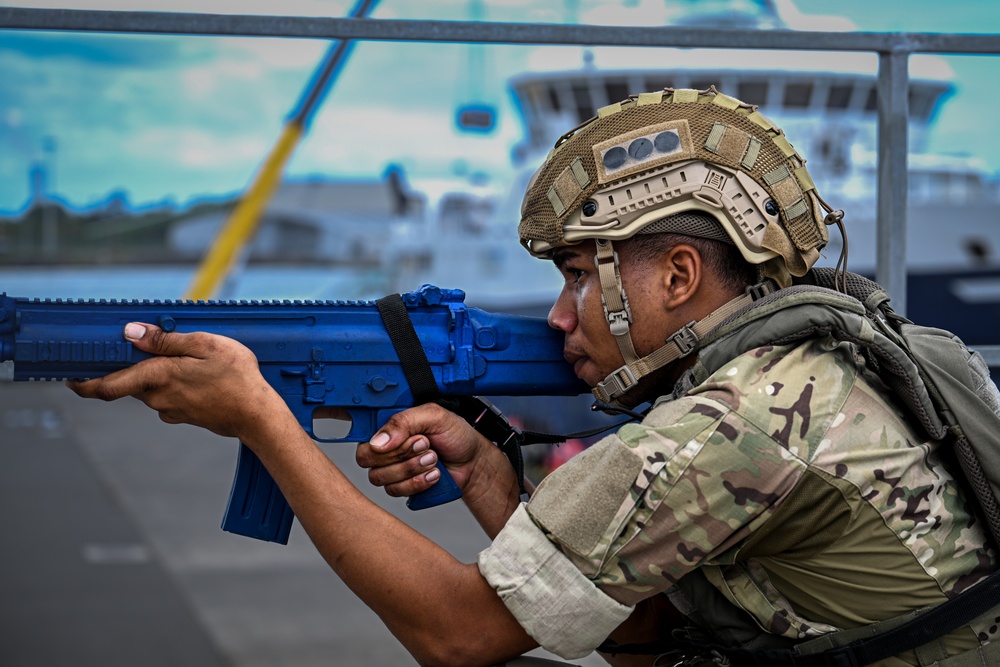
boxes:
[0,284,587,544]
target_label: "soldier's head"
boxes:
[521,87,840,404]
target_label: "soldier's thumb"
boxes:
[124,322,189,357]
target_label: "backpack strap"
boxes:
[598,543,1000,666]
[751,570,1000,666]
[688,284,948,442]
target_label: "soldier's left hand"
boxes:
[67,322,283,439]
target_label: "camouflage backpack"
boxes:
[667,267,1000,666]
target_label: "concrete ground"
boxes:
[0,382,605,667]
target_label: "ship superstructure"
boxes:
[387,0,1000,345]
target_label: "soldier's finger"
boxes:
[366,444,437,489]
[357,434,429,469]
[368,403,457,453]
[380,465,443,499]
[65,357,174,402]
[124,323,214,359]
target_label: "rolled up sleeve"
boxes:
[478,503,633,659]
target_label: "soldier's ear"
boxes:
[659,243,702,310]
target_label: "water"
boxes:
[0,264,388,302]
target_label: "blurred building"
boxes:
[168,166,425,266]
[0,165,425,266]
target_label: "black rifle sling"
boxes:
[375,293,440,404]
[374,293,638,499]
[438,395,532,499]
[375,293,615,497]
[375,294,533,494]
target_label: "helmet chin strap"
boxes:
[592,238,773,405]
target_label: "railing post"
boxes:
[876,50,910,315]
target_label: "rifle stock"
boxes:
[0,284,586,543]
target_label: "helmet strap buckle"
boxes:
[594,364,639,402]
[603,292,633,337]
[595,238,639,356]
[667,323,700,358]
[745,280,776,302]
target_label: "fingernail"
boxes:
[419,452,436,467]
[412,438,429,453]
[124,323,146,340]
[370,432,390,449]
[425,468,441,482]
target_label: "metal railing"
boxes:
[3,6,1000,361]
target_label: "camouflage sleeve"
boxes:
[477,503,632,659]
[524,392,806,607]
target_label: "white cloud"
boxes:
[2,0,998,213]
[582,0,668,26]
[223,37,328,71]
[181,66,219,98]
[180,56,267,99]
[126,127,271,169]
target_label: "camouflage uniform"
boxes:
[479,336,999,663]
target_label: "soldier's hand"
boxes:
[356,403,491,498]
[67,322,284,440]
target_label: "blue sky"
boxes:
[1,0,999,214]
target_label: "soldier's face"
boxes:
[548,241,671,388]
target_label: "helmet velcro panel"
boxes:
[636,91,664,105]
[704,122,762,170]
[546,157,592,217]
[673,88,700,103]
[592,120,694,185]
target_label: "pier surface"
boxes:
[0,382,601,666]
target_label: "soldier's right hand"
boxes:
[356,403,491,499]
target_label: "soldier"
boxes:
[70,89,998,666]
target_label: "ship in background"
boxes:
[385,0,1000,348]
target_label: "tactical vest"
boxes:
[624,268,1000,667]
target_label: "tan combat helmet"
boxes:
[519,87,844,404]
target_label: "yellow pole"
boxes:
[183,0,377,301]
[184,123,302,301]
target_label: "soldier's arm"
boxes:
[71,324,539,666]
